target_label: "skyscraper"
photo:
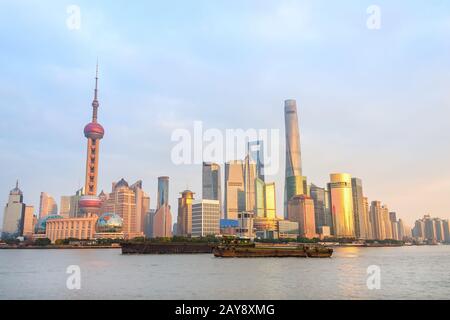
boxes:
[310,184,332,234]
[370,201,385,240]
[22,205,35,238]
[152,205,172,238]
[102,179,144,239]
[284,99,304,218]
[177,190,194,237]
[244,155,257,213]
[351,178,370,239]
[157,176,169,209]
[59,196,71,218]
[224,160,245,220]
[248,140,265,181]
[328,173,355,238]
[192,200,221,237]
[380,206,391,240]
[2,181,26,239]
[202,162,222,211]
[79,64,105,215]
[39,192,58,218]
[287,195,316,239]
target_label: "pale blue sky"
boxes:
[1,0,450,226]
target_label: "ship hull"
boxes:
[213,247,333,258]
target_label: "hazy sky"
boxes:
[1,0,450,227]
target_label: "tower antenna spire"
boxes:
[92,60,99,122]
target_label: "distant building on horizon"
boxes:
[202,162,222,214]
[224,160,245,220]
[152,204,172,238]
[351,178,370,239]
[2,181,26,239]
[177,190,194,237]
[39,192,58,219]
[157,176,169,210]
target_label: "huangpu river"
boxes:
[0,246,449,300]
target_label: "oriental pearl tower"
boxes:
[79,64,105,215]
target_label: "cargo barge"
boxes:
[121,242,214,254]
[213,243,333,258]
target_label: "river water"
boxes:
[0,246,449,300]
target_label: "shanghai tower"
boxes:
[284,99,304,218]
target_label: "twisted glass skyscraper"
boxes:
[284,99,304,218]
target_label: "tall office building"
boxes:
[152,204,172,238]
[157,177,169,209]
[192,200,221,237]
[2,181,26,239]
[413,218,426,239]
[248,141,265,181]
[443,220,450,243]
[328,174,355,238]
[424,216,436,241]
[22,206,35,238]
[102,179,144,239]
[39,192,58,218]
[79,64,105,215]
[351,178,370,239]
[310,184,332,234]
[177,190,194,237]
[284,99,304,218]
[129,180,150,234]
[224,160,245,220]
[381,205,393,240]
[287,195,316,239]
[244,155,257,213]
[202,162,222,211]
[434,218,445,242]
[397,219,406,241]
[363,197,372,239]
[68,188,84,218]
[59,196,71,218]
[370,201,385,240]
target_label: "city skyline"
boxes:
[2,1,450,227]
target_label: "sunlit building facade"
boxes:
[328,173,355,238]
[177,190,194,237]
[351,178,370,239]
[46,214,97,243]
[370,201,385,240]
[224,160,245,220]
[288,195,316,239]
[39,192,58,219]
[152,204,172,238]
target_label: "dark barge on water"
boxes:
[122,239,333,258]
[121,242,214,254]
[213,242,333,258]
